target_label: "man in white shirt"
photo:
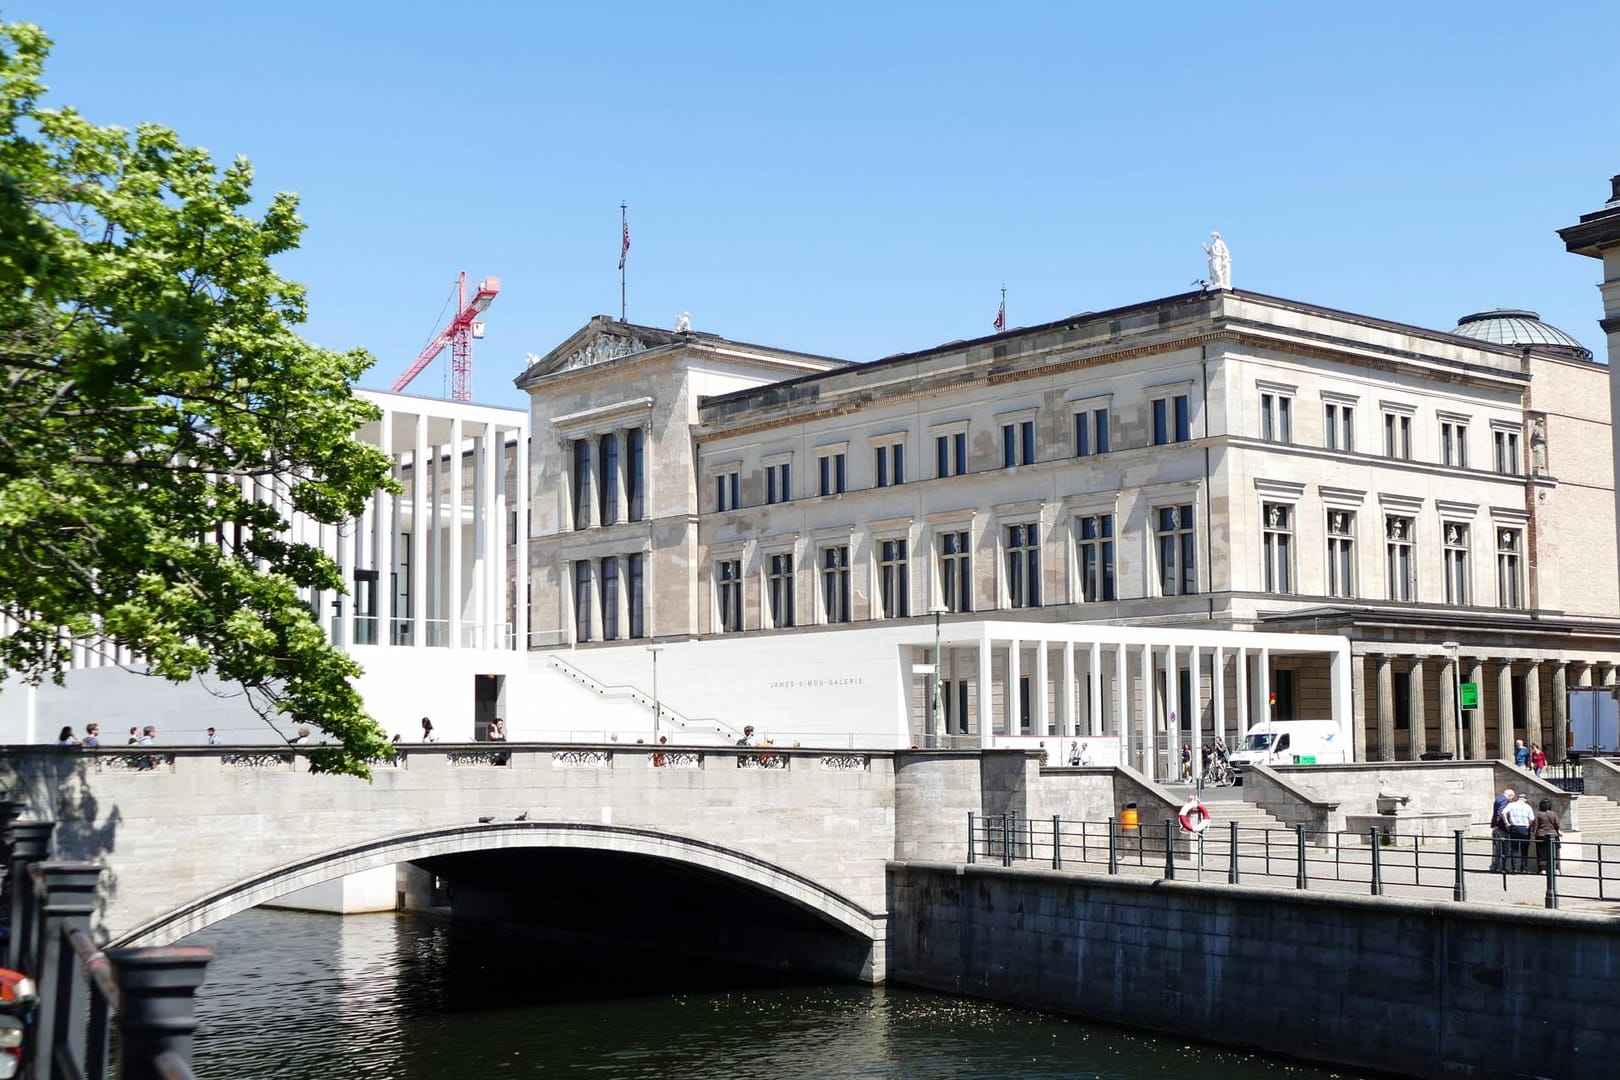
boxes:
[1502,794,1536,873]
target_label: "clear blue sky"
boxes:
[13,1,1620,411]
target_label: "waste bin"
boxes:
[1120,803,1139,830]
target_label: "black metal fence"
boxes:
[968,812,1620,911]
[2,802,209,1080]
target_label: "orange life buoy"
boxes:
[1178,798,1211,834]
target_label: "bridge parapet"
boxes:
[0,743,898,948]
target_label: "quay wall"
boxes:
[887,861,1620,1080]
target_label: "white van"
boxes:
[1227,720,1348,778]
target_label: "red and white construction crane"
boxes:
[390,271,500,402]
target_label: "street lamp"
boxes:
[1443,640,1462,760]
[927,603,949,747]
[647,644,664,740]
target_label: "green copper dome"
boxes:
[1452,309,1591,358]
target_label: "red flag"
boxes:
[619,219,631,270]
[993,299,1005,332]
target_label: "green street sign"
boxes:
[1459,682,1479,709]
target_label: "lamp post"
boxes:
[1443,640,1462,759]
[928,604,948,747]
[647,644,664,740]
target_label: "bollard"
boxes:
[1370,827,1383,895]
[1453,830,1467,902]
[5,820,55,971]
[110,946,212,1080]
[967,812,976,864]
[1545,835,1559,910]
[1163,820,1176,880]
[1108,817,1119,875]
[32,862,103,1078]
[1295,824,1307,889]
[1228,819,1240,884]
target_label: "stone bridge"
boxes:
[2,743,1033,982]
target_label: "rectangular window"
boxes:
[571,439,592,530]
[935,432,968,478]
[573,560,593,641]
[768,552,795,628]
[1496,528,1522,609]
[1076,514,1115,602]
[821,546,851,623]
[598,433,620,525]
[1074,408,1110,457]
[1383,413,1412,460]
[626,553,645,638]
[1261,394,1292,444]
[765,461,791,505]
[818,452,847,496]
[874,443,905,488]
[1385,515,1415,601]
[1441,421,1469,468]
[599,556,620,640]
[1153,394,1191,445]
[1326,510,1355,599]
[1262,503,1293,593]
[716,558,743,632]
[879,538,910,618]
[1155,504,1197,596]
[1001,420,1035,467]
[715,469,740,512]
[1443,522,1469,605]
[1324,403,1355,452]
[1005,523,1040,608]
[1494,428,1521,475]
[939,530,972,614]
[625,428,645,521]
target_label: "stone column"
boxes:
[1438,657,1457,758]
[1375,654,1395,762]
[1407,656,1427,759]
[1061,641,1075,737]
[1113,643,1129,746]
[1190,645,1204,779]
[1552,663,1569,762]
[1468,660,1488,760]
[1524,660,1543,753]
[1350,654,1368,763]
[1139,644,1155,777]
[1577,662,1594,689]
[1089,641,1104,737]
[1213,646,1228,749]
[1497,661,1515,761]
[1033,640,1049,737]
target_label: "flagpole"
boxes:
[620,201,628,323]
[1000,284,1006,328]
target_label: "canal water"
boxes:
[184,908,1357,1079]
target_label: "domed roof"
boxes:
[1451,309,1590,358]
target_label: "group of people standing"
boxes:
[1490,786,1561,874]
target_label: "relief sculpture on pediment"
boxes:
[561,334,645,371]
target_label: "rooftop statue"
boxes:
[1203,231,1231,290]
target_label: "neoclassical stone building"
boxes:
[517,288,1618,765]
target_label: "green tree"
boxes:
[0,23,397,776]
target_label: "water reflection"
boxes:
[184,908,1355,1079]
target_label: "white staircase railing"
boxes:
[544,653,740,740]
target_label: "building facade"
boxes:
[519,289,1618,768]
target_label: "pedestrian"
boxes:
[1503,793,1535,873]
[1530,743,1547,777]
[1488,787,1515,872]
[420,716,436,743]
[737,725,756,747]
[1068,740,1081,766]
[1179,744,1192,782]
[206,726,222,745]
[652,734,668,768]
[1514,739,1530,769]
[289,726,311,745]
[127,726,139,745]
[487,719,507,742]
[57,726,80,746]
[83,723,100,747]
[1077,741,1093,766]
[137,725,157,745]
[1533,797,1562,874]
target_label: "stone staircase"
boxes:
[1200,800,1290,834]
[1573,793,1620,843]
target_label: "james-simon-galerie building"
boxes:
[5,255,1618,784]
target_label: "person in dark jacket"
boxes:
[1533,798,1562,875]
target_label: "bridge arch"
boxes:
[114,820,886,953]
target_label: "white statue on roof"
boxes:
[675,312,691,333]
[1203,231,1231,290]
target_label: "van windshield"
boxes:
[1235,733,1274,752]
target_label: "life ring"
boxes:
[1179,798,1211,834]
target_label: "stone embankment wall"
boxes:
[888,861,1619,1080]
